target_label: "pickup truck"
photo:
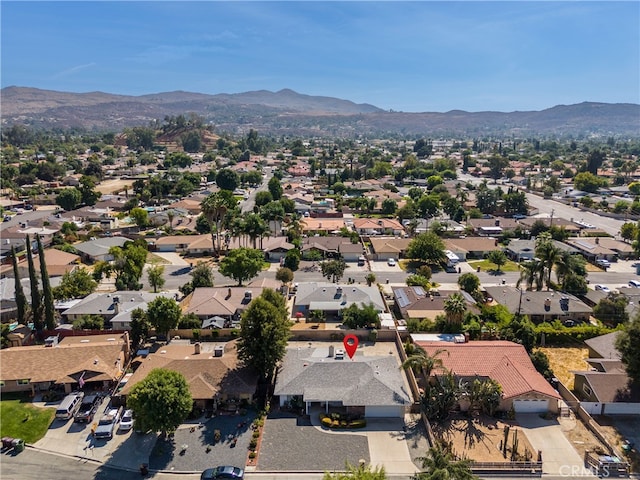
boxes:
[94,406,122,440]
[74,394,101,423]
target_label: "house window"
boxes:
[17,379,30,385]
[583,383,592,397]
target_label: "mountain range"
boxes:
[2,86,639,137]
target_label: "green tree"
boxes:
[275,267,294,286]
[517,259,544,291]
[127,368,193,435]
[365,273,376,286]
[56,188,82,211]
[268,176,283,200]
[323,463,386,480]
[381,198,397,215]
[458,273,480,295]
[487,249,507,272]
[215,168,240,191]
[37,236,55,330]
[535,233,560,291]
[501,314,536,352]
[78,175,101,206]
[593,294,629,326]
[201,190,238,252]
[529,350,553,380]
[238,289,291,382]
[53,268,98,300]
[146,296,182,338]
[615,315,640,384]
[10,246,27,324]
[414,442,478,480]
[147,264,166,293]
[487,155,509,182]
[219,247,265,286]
[255,190,273,207]
[102,240,148,291]
[401,345,448,379]
[25,235,43,332]
[129,308,150,349]
[181,131,202,153]
[284,249,301,271]
[443,293,467,325]
[406,232,446,266]
[620,222,637,243]
[72,314,104,330]
[130,207,149,228]
[320,259,347,283]
[341,303,380,329]
[574,171,606,193]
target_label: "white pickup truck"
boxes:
[94,406,122,440]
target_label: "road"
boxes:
[2,447,582,480]
[241,170,273,214]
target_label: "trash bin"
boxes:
[12,439,24,453]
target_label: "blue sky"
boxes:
[2,1,639,112]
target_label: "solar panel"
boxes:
[395,290,411,308]
[575,240,595,250]
[412,286,426,296]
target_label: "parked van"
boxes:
[56,392,85,420]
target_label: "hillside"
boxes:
[1,86,638,137]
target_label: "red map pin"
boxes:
[343,334,359,360]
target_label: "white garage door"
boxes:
[513,399,549,413]
[365,405,404,418]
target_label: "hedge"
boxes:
[535,323,615,345]
[319,413,367,429]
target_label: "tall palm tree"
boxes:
[535,237,561,291]
[415,442,478,480]
[554,250,586,286]
[201,191,236,253]
[243,213,269,249]
[402,345,448,379]
[517,258,544,291]
[443,293,467,324]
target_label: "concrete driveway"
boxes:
[516,414,596,478]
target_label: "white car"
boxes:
[594,285,611,294]
[628,280,640,288]
[119,409,134,431]
[387,258,397,267]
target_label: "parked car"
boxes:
[201,466,245,480]
[74,394,102,423]
[94,406,123,440]
[595,259,611,269]
[594,284,611,294]
[334,349,345,360]
[118,409,134,431]
[628,280,640,288]
[387,258,397,267]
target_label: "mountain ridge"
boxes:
[2,86,638,137]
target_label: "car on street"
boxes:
[595,259,611,269]
[387,258,396,267]
[594,284,611,294]
[334,349,345,360]
[94,406,122,440]
[628,280,640,288]
[118,409,134,431]
[201,466,245,480]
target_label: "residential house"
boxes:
[0,333,129,395]
[169,198,203,215]
[444,237,499,261]
[74,237,130,263]
[369,237,411,261]
[117,341,257,411]
[565,237,635,262]
[300,217,346,234]
[503,239,580,262]
[518,217,581,236]
[484,286,592,324]
[62,291,177,330]
[352,218,405,236]
[182,287,265,325]
[17,248,80,278]
[416,340,560,413]
[393,287,478,321]
[301,237,360,260]
[262,237,295,262]
[467,217,520,236]
[573,332,640,415]
[274,341,411,418]
[293,282,385,320]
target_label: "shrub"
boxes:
[249,439,258,449]
[332,420,340,428]
[252,430,260,438]
[321,416,333,427]
[349,419,367,428]
[248,451,257,459]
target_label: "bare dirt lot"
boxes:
[432,414,535,462]
[95,178,135,195]
[538,347,590,389]
[559,412,608,460]
[594,415,640,472]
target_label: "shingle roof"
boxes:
[74,237,129,257]
[575,372,640,403]
[416,340,560,401]
[294,282,385,312]
[274,348,410,407]
[584,331,622,360]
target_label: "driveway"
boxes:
[516,413,596,478]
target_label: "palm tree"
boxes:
[443,293,467,324]
[201,191,236,253]
[243,213,269,249]
[166,210,175,232]
[402,345,448,379]
[365,273,376,287]
[535,236,561,290]
[554,250,586,286]
[517,259,544,291]
[415,442,478,480]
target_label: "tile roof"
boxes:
[416,340,560,401]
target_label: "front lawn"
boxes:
[0,395,55,444]
[467,259,520,273]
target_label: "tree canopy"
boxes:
[238,289,291,382]
[615,315,640,384]
[146,296,182,338]
[127,368,192,435]
[219,248,265,286]
[406,232,446,266]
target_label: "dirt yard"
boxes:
[95,178,135,195]
[432,414,535,462]
[537,347,590,389]
[594,415,640,472]
[559,412,608,460]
